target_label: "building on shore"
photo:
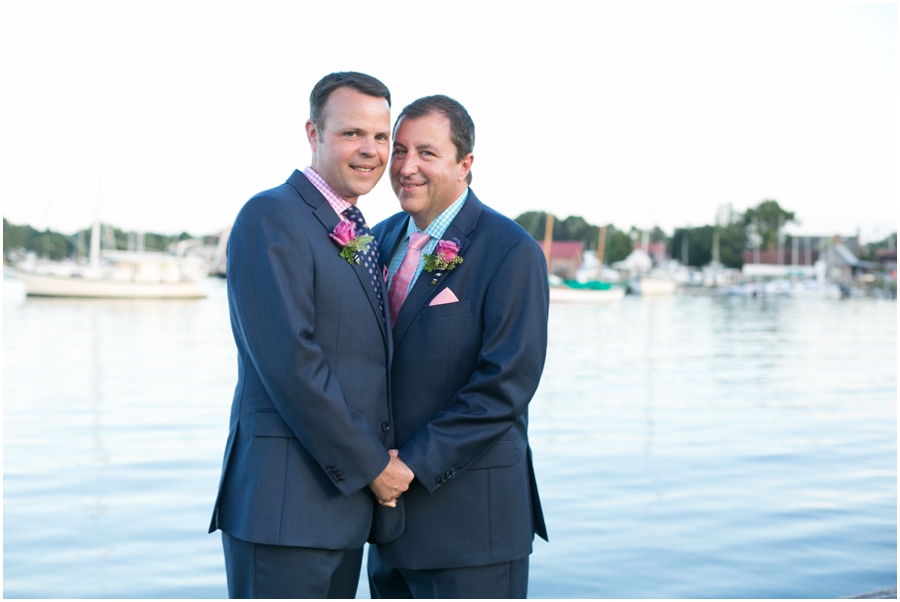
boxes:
[817,241,881,286]
[538,240,584,280]
[742,235,880,285]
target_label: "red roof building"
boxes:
[538,241,584,279]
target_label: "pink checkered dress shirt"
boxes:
[303,166,352,222]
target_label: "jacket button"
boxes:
[337,477,345,484]
[450,468,457,475]
[326,464,335,471]
[434,479,442,487]
[381,422,390,432]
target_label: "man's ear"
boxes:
[305,119,319,152]
[458,153,474,182]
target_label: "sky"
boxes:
[2,1,897,244]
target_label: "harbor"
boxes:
[3,3,895,596]
[3,273,895,598]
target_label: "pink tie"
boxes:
[389,232,430,327]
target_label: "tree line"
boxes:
[3,218,196,262]
[514,200,896,269]
[5,201,895,269]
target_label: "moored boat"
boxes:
[14,221,206,299]
[549,277,627,304]
[15,250,206,299]
[629,274,678,296]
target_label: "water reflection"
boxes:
[3,277,896,598]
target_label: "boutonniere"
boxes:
[329,221,373,265]
[423,238,463,284]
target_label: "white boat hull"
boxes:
[15,270,205,299]
[550,285,626,304]
[631,276,678,296]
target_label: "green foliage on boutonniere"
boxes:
[330,221,373,265]
[338,235,374,264]
[423,238,463,277]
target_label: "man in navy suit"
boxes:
[369,95,550,598]
[209,72,414,598]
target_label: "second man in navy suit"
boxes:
[370,95,550,598]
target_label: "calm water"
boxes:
[3,274,896,598]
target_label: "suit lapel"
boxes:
[377,216,409,271]
[288,171,388,341]
[391,192,482,346]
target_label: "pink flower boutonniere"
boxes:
[330,221,373,265]
[423,238,463,284]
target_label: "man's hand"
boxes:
[369,449,414,508]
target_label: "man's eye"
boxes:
[392,149,406,157]
[375,134,388,141]
[344,132,359,138]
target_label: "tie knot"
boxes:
[409,232,430,251]
[342,205,365,225]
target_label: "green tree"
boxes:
[514,212,669,265]
[3,217,203,262]
[559,215,600,249]
[714,204,748,269]
[670,226,714,267]
[743,199,796,251]
[515,211,560,241]
[3,218,30,259]
[33,231,74,260]
[4,218,74,261]
[858,232,898,262]
[603,225,633,264]
[717,220,747,269]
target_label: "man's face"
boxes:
[306,87,391,203]
[390,113,473,229]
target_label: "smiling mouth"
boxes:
[352,166,377,173]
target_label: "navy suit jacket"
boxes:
[372,190,549,570]
[209,170,401,549]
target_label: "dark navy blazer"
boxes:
[209,170,400,548]
[372,190,549,570]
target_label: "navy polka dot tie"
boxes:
[342,205,385,324]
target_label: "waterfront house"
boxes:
[875,248,897,274]
[742,234,861,279]
[538,240,584,279]
[818,240,880,285]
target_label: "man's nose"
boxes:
[396,154,417,176]
[359,136,377,156]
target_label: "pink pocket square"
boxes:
[429,287,459,306]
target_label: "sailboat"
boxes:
[14,221,207,299]
[625,230,677,296]
[544,218,626,304]
[13,87,206,299]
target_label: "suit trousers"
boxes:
[222,531,362,599]
[367,545,529,599]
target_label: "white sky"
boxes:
[2,1,897,243]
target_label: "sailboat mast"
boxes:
[91,86,106,269]
[596,225,607,280]
[90,220,101,268]
[542,213,554,271]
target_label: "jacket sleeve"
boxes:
[399,236,550,494]
[227,194,390,495]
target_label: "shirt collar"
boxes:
[303,166,352,219]
[404,188,470,242]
